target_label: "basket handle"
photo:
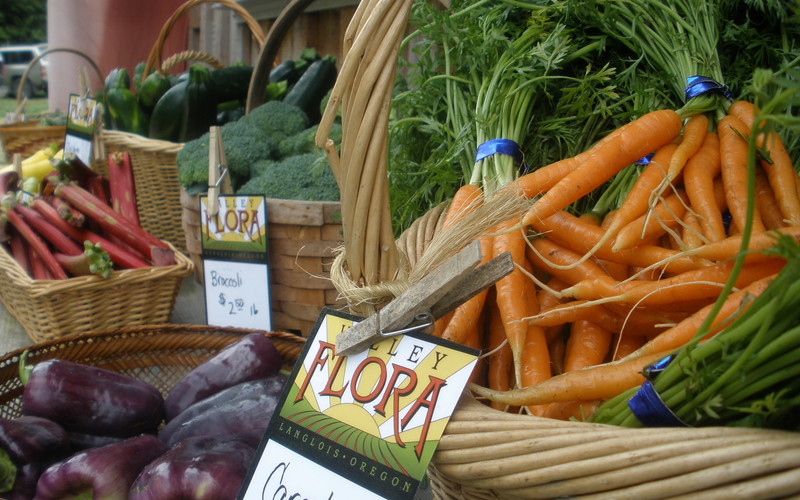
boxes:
[142,0,267,85]
[161,50,224,73]
[245,0,317,114]
[16,47,103,107]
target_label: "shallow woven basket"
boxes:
[0,241,193,344]
[0,47,103,160]
[315,0,800,498]
[0,324,305,420]
[93,0,267,251]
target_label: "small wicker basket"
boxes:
[0,241,194,344]
[0,324,305,419]
[0,47,103,160]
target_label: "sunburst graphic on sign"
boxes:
[280,314,476,478]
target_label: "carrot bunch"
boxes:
[433,98,799,421]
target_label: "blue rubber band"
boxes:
[628,381,689,427]
[474,139,522,163]
[685,75,732,102]
[635,152,655,165]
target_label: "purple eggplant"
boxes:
[160,386,281,448]
[0,416,69,497]
[163,333,281,421]
[129,436,255,500]
[20,354,165,437]
[33,434,167,500]
[65,431,127,453]
[158,374,286,446]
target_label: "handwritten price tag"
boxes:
[203,259,271,330]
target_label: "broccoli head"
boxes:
[236,153,340,202]
[177,119,275,190]
[243,101,309,141]
[276,122,343,159]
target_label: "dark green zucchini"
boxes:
[209,65,253,104]
[282,55,337,124]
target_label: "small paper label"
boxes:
[238,309,479,500]
[64,94,99,165]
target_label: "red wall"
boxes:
[47,0,188,111]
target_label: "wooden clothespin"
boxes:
[207,126,231,217]
[335,239,514,356]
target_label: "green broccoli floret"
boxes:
[276,122,343,159]
[236,153,340,202]
[249,158,278,178]
[243,101,309,141]
[177,119,275,190]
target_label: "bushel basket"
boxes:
[312,0,800,497]
[0,324,305,419]
[0,241,193,344]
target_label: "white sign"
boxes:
[203,259,271,330]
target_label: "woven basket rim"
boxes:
[101,129,185,152]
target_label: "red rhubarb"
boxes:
[53,242,113,278]
[16,205,83,256]
[3,208,68,279]
[107,152,140,226]
[49,195,86,227]
[31,198,150,269]
[49,178,175,266]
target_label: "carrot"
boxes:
[683,131,726,242]
[526,237,614,287]
[441,235,494,345]
[527,300,683,337]
[681,212,706,250]
[520,272,550,416]
[469,351,668,406]
[529,210,704,274]
[560,257,785,307]
[624,274,776,360]
[536,277,569,341]
[611,188,689,252]
[610,334,647,361]
[728,100,800,225]
[492,218,536,385]
[521,109,683,225]
[718,114,766,234]
[659,113,708,187]
[486,294,514,411]
[433,184,485,337]
[560,143,680,269]
[539,400,600,421]
[682,225,800,262]
[563,320,612,372]
[548,331,566,377]
[754,166,787,230]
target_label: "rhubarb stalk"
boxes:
[49,179,175,266]
[107,152,140,226]
[48,195,85,228]
[3,208,68,279]
[15,205,83,257]
[31,198,150,269]
[53,242,113,278]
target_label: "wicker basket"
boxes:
[0,47,103,160]
[0,324,305,419]
[313,0,800,497]
[181,189,347,336]
[92,0,267,251]
[0,241,194,344]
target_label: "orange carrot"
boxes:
[718,114,766,234]
[469,351,668,406]
[754,166,787,230]
[486,294,513,411]
[663,113,708,184]
[520,271,550,416]
[441,234,494,345]
[683,131,725,242]
[683,225,800,262]
[521,109,683,225]
[526,237,614,287]
[610,334,647,361]
[563,320,613,372]
[529,210,704,274]
[548,331,566,377]
[625,274,776,359]
[493,218,535,384]
[728,100,800,225]
[612,189,689,252]
[681,212,706,250]
[433,184,484,336]
[528,300,683,337]
[560,257,784,307]
[539,400,600,421]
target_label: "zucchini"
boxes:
[209,65,253,103]
[148,80,187,141]
[269,60,297,85]
[282,55,337,124]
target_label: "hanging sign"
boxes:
[64,93,100,165]
[238,308,480,500]
[200,194,272,330]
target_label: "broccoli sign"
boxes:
[200,194,272,330]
